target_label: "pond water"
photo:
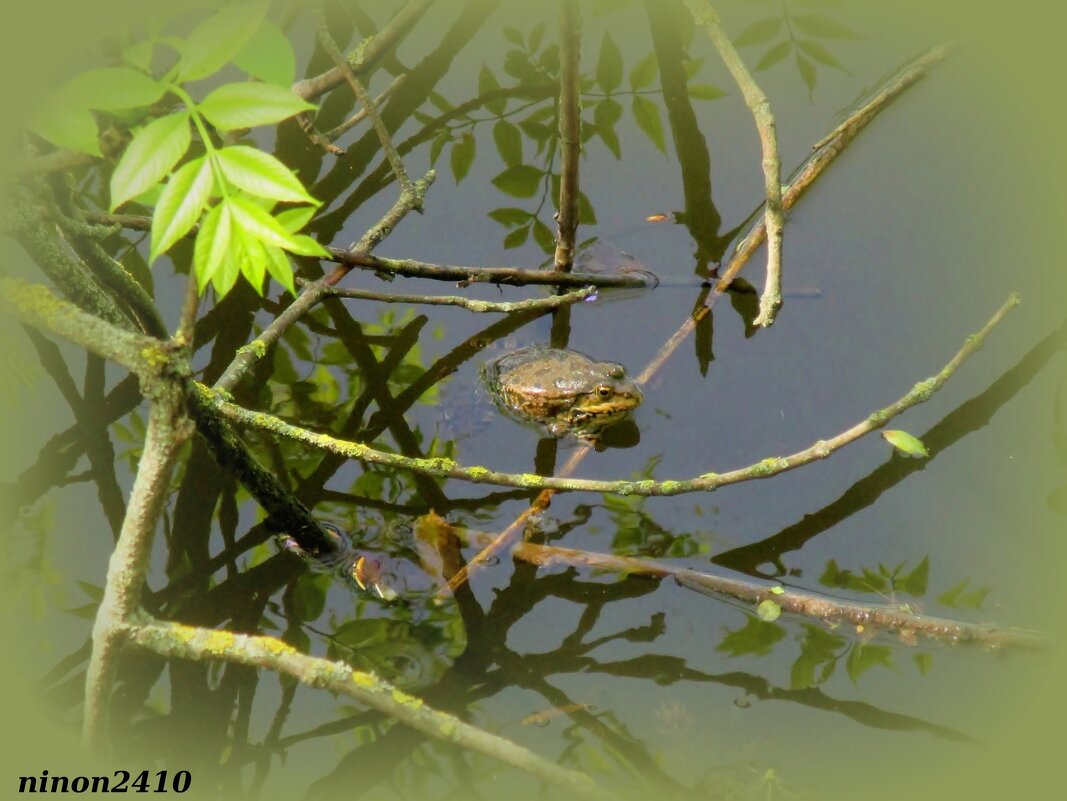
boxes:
[2,2,1065,801]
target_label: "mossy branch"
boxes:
[127,619,614,801]
[203,292,1019,497]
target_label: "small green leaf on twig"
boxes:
[198,82,316,130]
[757,599,782,622]
[769,585,785,595]
[110,112,191,210]
[882,429,929,458]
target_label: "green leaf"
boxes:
[594,98,622,159]
[688,83,726,100]
[492,120,523,167]
[531,217,554,254]
[193,202,232,292]
[26,100,101,156]
[796,53,817,97]
[284,233,331,258]
[450,131,476,183]
[577,191,596,225]
[757,599,781,622]
[62,67,167,110]
[629,51,658,91]
[225,195,296,251]
[913,652,933,675]
[528,22,546,51]
[631,95,666,154]
[902,556,929,596]
[797,39,848,72]
[503,27,524,48]
[110,112,191,210]
[232,20,296,86]
[151,156,213,260]
[214,145,318,204]
[717,617,786,657]
[198,81,316,130]
[479,66,506,114]
[792,12,860,40]
[177,1,270,82]
[275,206,316,233]
[488,207,532,227]
[538,44,560,74]
[123,41,155,72]
[503,225,529,249]
[881,429,930,458]
[233,223,266,289]
[492,164,543,197]
[846,643,892,685]
[596,33,623,93]
[755,41,792,71]
[429,130,450,166]
[263,244,297,295]
[733,17,783,47]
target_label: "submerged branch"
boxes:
[686,0,784,327]
[205,293,1019,496]
[444,521,1040,650]
[128,620,613,801]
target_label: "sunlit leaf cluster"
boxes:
[25,1,327,296]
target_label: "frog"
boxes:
[482,346,643,443]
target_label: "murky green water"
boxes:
[2,2,1065,800]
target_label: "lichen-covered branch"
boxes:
[685,0,784,327]
[83,384,190,748]
[553,0,582,270]
[127,620,613,801]
[1,199,137,332]
[205,292,1019,497]
[0,278,171,377]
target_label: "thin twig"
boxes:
[324,74,407,141]
[127,620,613,801]
[685,0,784,327]
[314,8,413,195]
[328,248,657,288]
[553,0,582,270]
[317,283,598,313]
[204,292,1020,497]
[292,0,433,101]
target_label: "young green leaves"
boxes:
[26,1,326,299]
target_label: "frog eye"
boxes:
[595,385,613,399]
